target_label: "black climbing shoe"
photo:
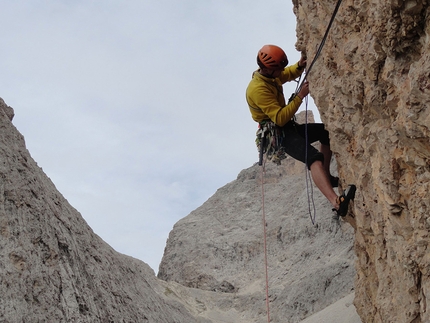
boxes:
[330,175,339,187]
[333,185,356,217]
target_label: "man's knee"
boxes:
[307,152,324,170]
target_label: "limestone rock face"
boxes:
[159,140,357,322]
[293,0,430,322]
[0,99,201,323]
[0,98,14,121]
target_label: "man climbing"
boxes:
[246,44,355,217]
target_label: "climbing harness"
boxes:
[258,0,344,321]
[256,121,287,166]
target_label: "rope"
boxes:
[304,95,317,225]
[257,0,344,318]
[260,160,271,323]
[297,0,343,93]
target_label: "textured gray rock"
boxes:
[0,98,201,323]
[0,98,14,121]
[300,293,361,323]
[159,135,357,322]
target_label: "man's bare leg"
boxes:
[310,160,338,210]
[320,144,332,177]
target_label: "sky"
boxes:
[1,0,320,272]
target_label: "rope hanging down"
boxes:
[304,96,318,225]
[259,1,344,321]
[292,74,318,225]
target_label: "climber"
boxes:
[246,44,355,217]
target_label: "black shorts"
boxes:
[280,122,330,169]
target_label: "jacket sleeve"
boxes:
[279,62,304,84]
[250,85,303,127]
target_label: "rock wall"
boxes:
[293,0,430,322]
[0,98,202,323]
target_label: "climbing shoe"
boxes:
[333,184,356,217]
[330,175,339,187]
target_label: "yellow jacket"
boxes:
[246,62,304,126]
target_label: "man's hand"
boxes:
[298,55,307,69]
[298,81,309,99]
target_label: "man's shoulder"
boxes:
[247,75,272,95]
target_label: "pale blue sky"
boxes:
[1,0,320,272]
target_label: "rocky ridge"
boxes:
[158,112,359,322]
[0,98,202,323]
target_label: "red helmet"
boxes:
[257,45,288,70]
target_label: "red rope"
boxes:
[260,162,271,322]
